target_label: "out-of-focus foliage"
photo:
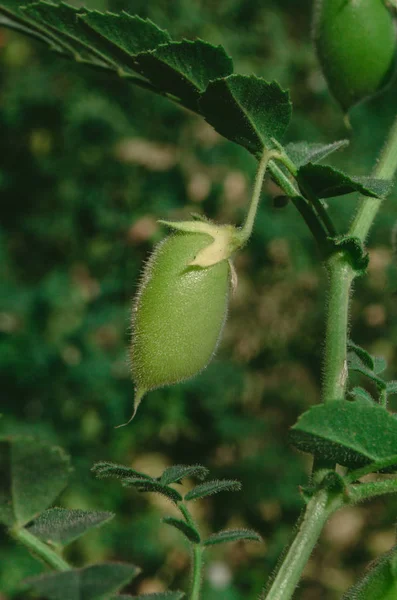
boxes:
[1,0,397,598]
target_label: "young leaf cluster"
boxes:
[92,460,261,551]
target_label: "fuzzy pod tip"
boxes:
[115,388,146,428]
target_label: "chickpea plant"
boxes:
[1,1,397,599]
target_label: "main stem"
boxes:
[350,114,397,242]
[263,113,397,600]
[263,491,340,600]
[322,254,353,403]
[178,503,204,600]
[320,112,397,441]
[11,527,70,571]
[190,544,204,600]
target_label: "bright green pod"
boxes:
[128,230,232,421]
[313,0,396,111]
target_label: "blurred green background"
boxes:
[1,0,397,598]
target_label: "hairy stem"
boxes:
[262,490,341,600]
[178,503,203,600]
[267,115,397,600]
[349,114,397,242]
[322,254,354,403]
[345,455,397,484]
[379,387,388,408]
[11,527,70,571]
[349,478,397,503]
[190,544,204,600]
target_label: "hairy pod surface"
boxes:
[313,0,396,111]
[129,232,231,418]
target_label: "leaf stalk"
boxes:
[11,526,70,572]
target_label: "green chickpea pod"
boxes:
[313,0,397,111]
[125,219,240,423]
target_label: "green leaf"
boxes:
[373,356,387,375]
[199,74,291,156]
[27,508,114,546]
[203,528,262,547]
[347,350,386,390]
[347,340,375,371]
[25,563,140,600]
[328,236,369,274]
[290,399,397,469]
[112,594,185,600]
[0,436,71,527]
[80,10,171,61]
[92,461,153,482]
[0,0,68,46]
[349,387,374,403]
[1,3,232,112]
[297,163,393,199]
[82,11,233,109]
[160,464,209,485]
[285,140,349,168]
[21,1,112,64]
[132,39,233,110]
[93,463,182,503]
[122,478,182,504]
[386,381,397,396]
[0,0,33,20]
[184,479,241,501]
[343,548,397,600]
[162,517,201,544]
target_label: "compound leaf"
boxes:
[373,356,387,375]
[349,387,374,403]
[160,464,209,486]
[0,436,71,527]
[290,399,397,469]
[297,163,393,199]
[122,478,182,504]
[285,139,349,168]
[27,508,114,546]
[162,517,201,544]
[387,381,397,396]
[0,1,61,47]
[347,340,375,370]
[203,528,262,546]
[21,1,112,64]
[348,350,386,390]
[199,74,291,156]
[132,39,233,110]
[92,461,153,482]
[25,563,140,600]
[184,479,241,501]
[80,10,171,60]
